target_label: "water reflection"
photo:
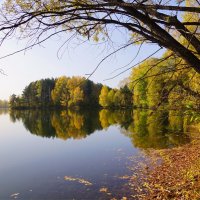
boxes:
[51,109,102,140]
[9,109,102,140]
[128,109,191,149]
[0,108,9,115]
[99,109,132,129]
[9,109,192,149]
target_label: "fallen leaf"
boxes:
[99,187,108,193]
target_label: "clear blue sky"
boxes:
[0,32,162,100]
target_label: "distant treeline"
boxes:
[10,75,133,109]
[9,76,103,109]
[0,99,9,108]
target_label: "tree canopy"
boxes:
[0,0,200,76]
[9,76,103,109]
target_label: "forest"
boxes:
[9,52,200,110]
[9,76,103,109]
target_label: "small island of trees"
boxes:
[9,76,103,109]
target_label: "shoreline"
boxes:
[131,128,200,199]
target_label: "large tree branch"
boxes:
[177,81,200,99]
[116,0,200,73]
[1,0,200,76]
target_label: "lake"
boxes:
[0,109,192,199]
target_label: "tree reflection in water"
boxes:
[8,108,193,149]
[0,108,9,115]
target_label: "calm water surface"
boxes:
[0,109,191,199]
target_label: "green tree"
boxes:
[129,61,150,107]
[1,0,200,75]
[9,94,18,108]
[119,85,133,107]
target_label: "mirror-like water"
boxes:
[0,109,192,199]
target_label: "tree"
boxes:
[10,76,102,109]
[0,0,200,76]
[69,86,84,107]
[9,94,18,108]
[99,86,110,107]
[107,90,115,107]
[119,85,133,107]
[129,61,149,107]
[51,76,69,106]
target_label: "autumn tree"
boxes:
[0,0,200,77]
[51,76,70,106]
[99,86,110,107]
[129,61,150,108]
[10,76,102,109]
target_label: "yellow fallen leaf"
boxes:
[99,187,108,193]
[64,176,92,186]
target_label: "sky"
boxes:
[0,32,162,100]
